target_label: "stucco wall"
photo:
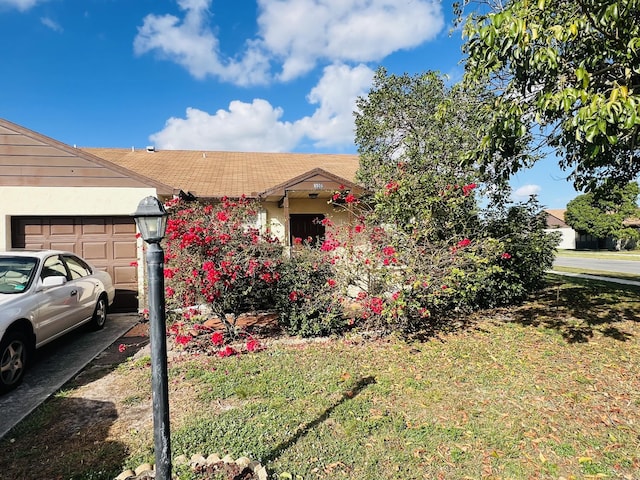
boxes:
[545,227,576,250]
[0,186,157,250]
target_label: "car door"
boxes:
[61,254,99,322]
[34,254,82,344]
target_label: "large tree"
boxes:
[565,181,640,244]
[459,0,640,193]
[354,68,494,240]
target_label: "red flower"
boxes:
[344,193,356,203]
[246,339,260,352]
[164,268,175,279]
[288,291,299,301]
[354,224,364,233]
[166,286,175,297]
[457,238,471,248]
[327,278,337,287]
[175,334,191,345]
[462,183,477,196]
[501,252,512,259]
[441,285,448,290]
[211,331,224,346]
[135,233,142,239]
[118,344,127,353]
[217,345,237,358]
[385,181,399,195]
[382,246,396,256]
[216,211,229,222]
[320,238,340,251]
[368,296,384,314]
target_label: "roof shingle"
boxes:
[83,148,360,198]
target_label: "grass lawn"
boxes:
[1,275,638,479]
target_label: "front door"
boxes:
[290,214,325,246]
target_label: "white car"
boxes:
[0,250,115,393]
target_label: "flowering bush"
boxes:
[277,180,559,336]
[275,242,348,336]
[163,197,283,338]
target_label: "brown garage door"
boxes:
[11,216,138,312]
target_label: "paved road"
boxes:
[0,314,139,440]
[553,256,640,275]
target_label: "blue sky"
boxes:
[0,0,580,208]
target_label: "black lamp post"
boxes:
[132,196,171,480]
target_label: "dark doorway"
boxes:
[290,214,325,246]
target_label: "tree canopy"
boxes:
[459,0,640,193]
[354,68,496,240]
[565,181,640,242]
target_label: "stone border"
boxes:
[115,453,267,479]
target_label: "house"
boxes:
[0,118,361,311]
[544,209,576,249]
[545,208,640,250]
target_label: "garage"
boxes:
[10,216,139,312]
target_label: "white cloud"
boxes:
[259,0,444,81]
[0,0,45,11]
[41,16,62,32]
[134,0,444,85]
[512,184,541,201]
[150,63,375,151]
[134,0,271,86]
[296,63,374,147]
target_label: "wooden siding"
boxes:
[0,119,174,192]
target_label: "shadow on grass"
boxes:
[0,397,127,479]
[262,376,376,465]
[507,275,640,343]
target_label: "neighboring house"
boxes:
[0,118,362,311]
[545,208,640,250]
[544,209,576,249]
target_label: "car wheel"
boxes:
[0,330,28,393]
[90,296,108,330]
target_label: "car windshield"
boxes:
[0,256,38,294]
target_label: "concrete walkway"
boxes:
[0,314,139,440]
[548,269,640,287]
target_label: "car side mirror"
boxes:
[39,276,67,290]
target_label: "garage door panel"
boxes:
[82,221,107,235]
[51,242,77,252]
[113,241,136,259]
[113,265,137,284]
[83,242,108,260]
[50,219,75,235]
[113,219,137,235]
[23,224,44,235]
[11,216,138,312]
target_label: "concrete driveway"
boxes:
[0,314,140,440]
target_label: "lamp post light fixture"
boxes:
[132,196,172,480]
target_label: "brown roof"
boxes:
[83,148,360,198]
[545,209,569,228]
